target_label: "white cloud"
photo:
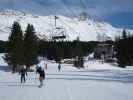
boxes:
[0,0,132,18]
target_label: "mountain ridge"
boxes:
[0,10,132,41]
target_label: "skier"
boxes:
[45,63,47,70]
[36,64,45,87]
[101,51,105,64]
[19,66,27,83]
[38,68,45,88]
[58,62,61,71]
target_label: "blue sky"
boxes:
[0,0,133,29]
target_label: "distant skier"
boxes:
[101,51,105,64]
[19,66,27,83]
[45,63,48,70]
[58,62,61,71]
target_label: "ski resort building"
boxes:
[94,43,114,61]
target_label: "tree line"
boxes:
[114,30,133,68]
[3,22,97,72]
[3,21,133,70]
[38,40,97,68]
[38,40,97,61]
[3,21,133,71]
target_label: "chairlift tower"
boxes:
[51,16,67,41]
[54,16,58,28]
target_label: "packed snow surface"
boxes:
[0,54,133,100]
[0,10,133,41]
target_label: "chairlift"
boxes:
[51,26,66,40]
[50,16,67,40]
[52,35,66,40]
[56,27,62,30]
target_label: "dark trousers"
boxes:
[58,67,61,71]
[21,75,26,83]
[39,76,44,86]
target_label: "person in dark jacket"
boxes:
[19,66,27,83]
[58,62,61,72]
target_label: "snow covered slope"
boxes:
[0,53,133,100]
[0,10,132,41]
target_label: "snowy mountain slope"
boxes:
[0,10,132,41]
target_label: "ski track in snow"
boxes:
[0,61,133,100]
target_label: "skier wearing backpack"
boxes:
[38,68,45,87]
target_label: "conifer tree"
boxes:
[4,22,23,72]
[115,29,131,67]
[23,24,38,70]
